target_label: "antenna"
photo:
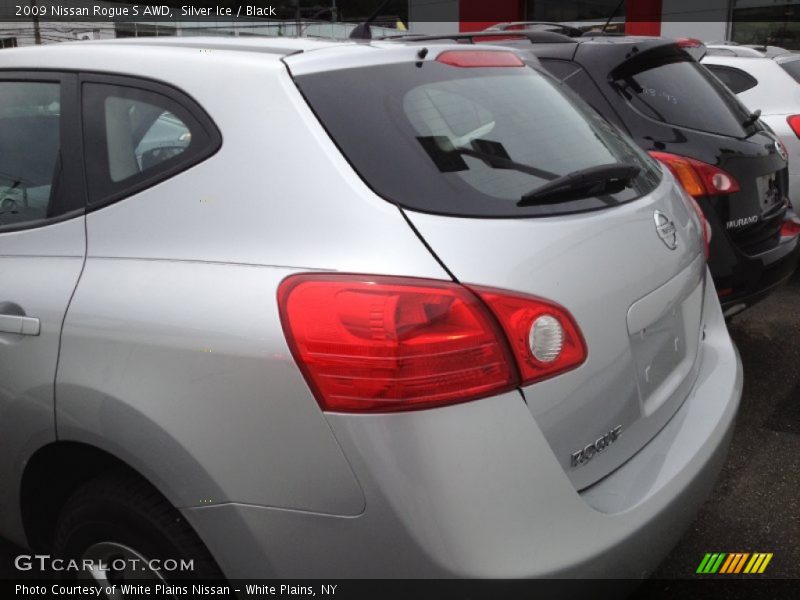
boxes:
[350,0,394,40]
[601,0,626,34]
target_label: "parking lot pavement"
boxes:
[644,274,800,580]
[1,277,798,591]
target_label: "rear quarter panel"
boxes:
[55,49,449,513]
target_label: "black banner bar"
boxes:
[3,579,800,600]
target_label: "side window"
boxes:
[705,65,758,95]
[0,81,62,228]
[82,79,220,206]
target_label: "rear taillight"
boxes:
[278,274,586,413]
[436,50,524,68]
[781,216,800,238]
[787,115,800,139]
[649,151,740,198]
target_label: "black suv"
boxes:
[399,32,799,317]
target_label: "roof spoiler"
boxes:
[609,39,706,80]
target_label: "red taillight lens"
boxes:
[278,275,586,413]
[649,151,740,198]
[788,115,800,139]
[781,216,800,238]
[436,50,524,68]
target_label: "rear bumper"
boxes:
[716,233,800,314]
[183,279,742,579]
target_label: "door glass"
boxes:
[0,82,60,227]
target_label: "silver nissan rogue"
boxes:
[0,36,741,583]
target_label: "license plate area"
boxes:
[757,173,781,210]
[627,257,705,417]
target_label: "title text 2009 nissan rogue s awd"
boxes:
[0,37,741,582]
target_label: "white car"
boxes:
[702,54,800,207]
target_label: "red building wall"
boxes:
[625,0,663,36]
[458,0,524,32]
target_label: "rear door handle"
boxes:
[0,314,40,336]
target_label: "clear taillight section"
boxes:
[278,274,586,413]
[470,287,587,386]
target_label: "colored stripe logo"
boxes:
[697,552,773,574]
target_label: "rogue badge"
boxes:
[571,425,623,468]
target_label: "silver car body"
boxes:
[702,54,800,207]
[0,37,742,578]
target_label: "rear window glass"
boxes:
[295,61,660,218]
[779,59,800,84]
[612,56,755,138]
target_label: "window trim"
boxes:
[0,70,85,234]
[79,73,222,210]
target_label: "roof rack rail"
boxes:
[484,21,585,37]
[378,30,577,45]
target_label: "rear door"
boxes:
[0,72,85,535]
[289,48,709,490]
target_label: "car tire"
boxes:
[52,470,224,586]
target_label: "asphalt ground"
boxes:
[633,273,800,598]
[1,276,798,598]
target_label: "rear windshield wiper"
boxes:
[517,163,640,206]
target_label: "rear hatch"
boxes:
[287,44,708,489]
[599,42,790,256]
